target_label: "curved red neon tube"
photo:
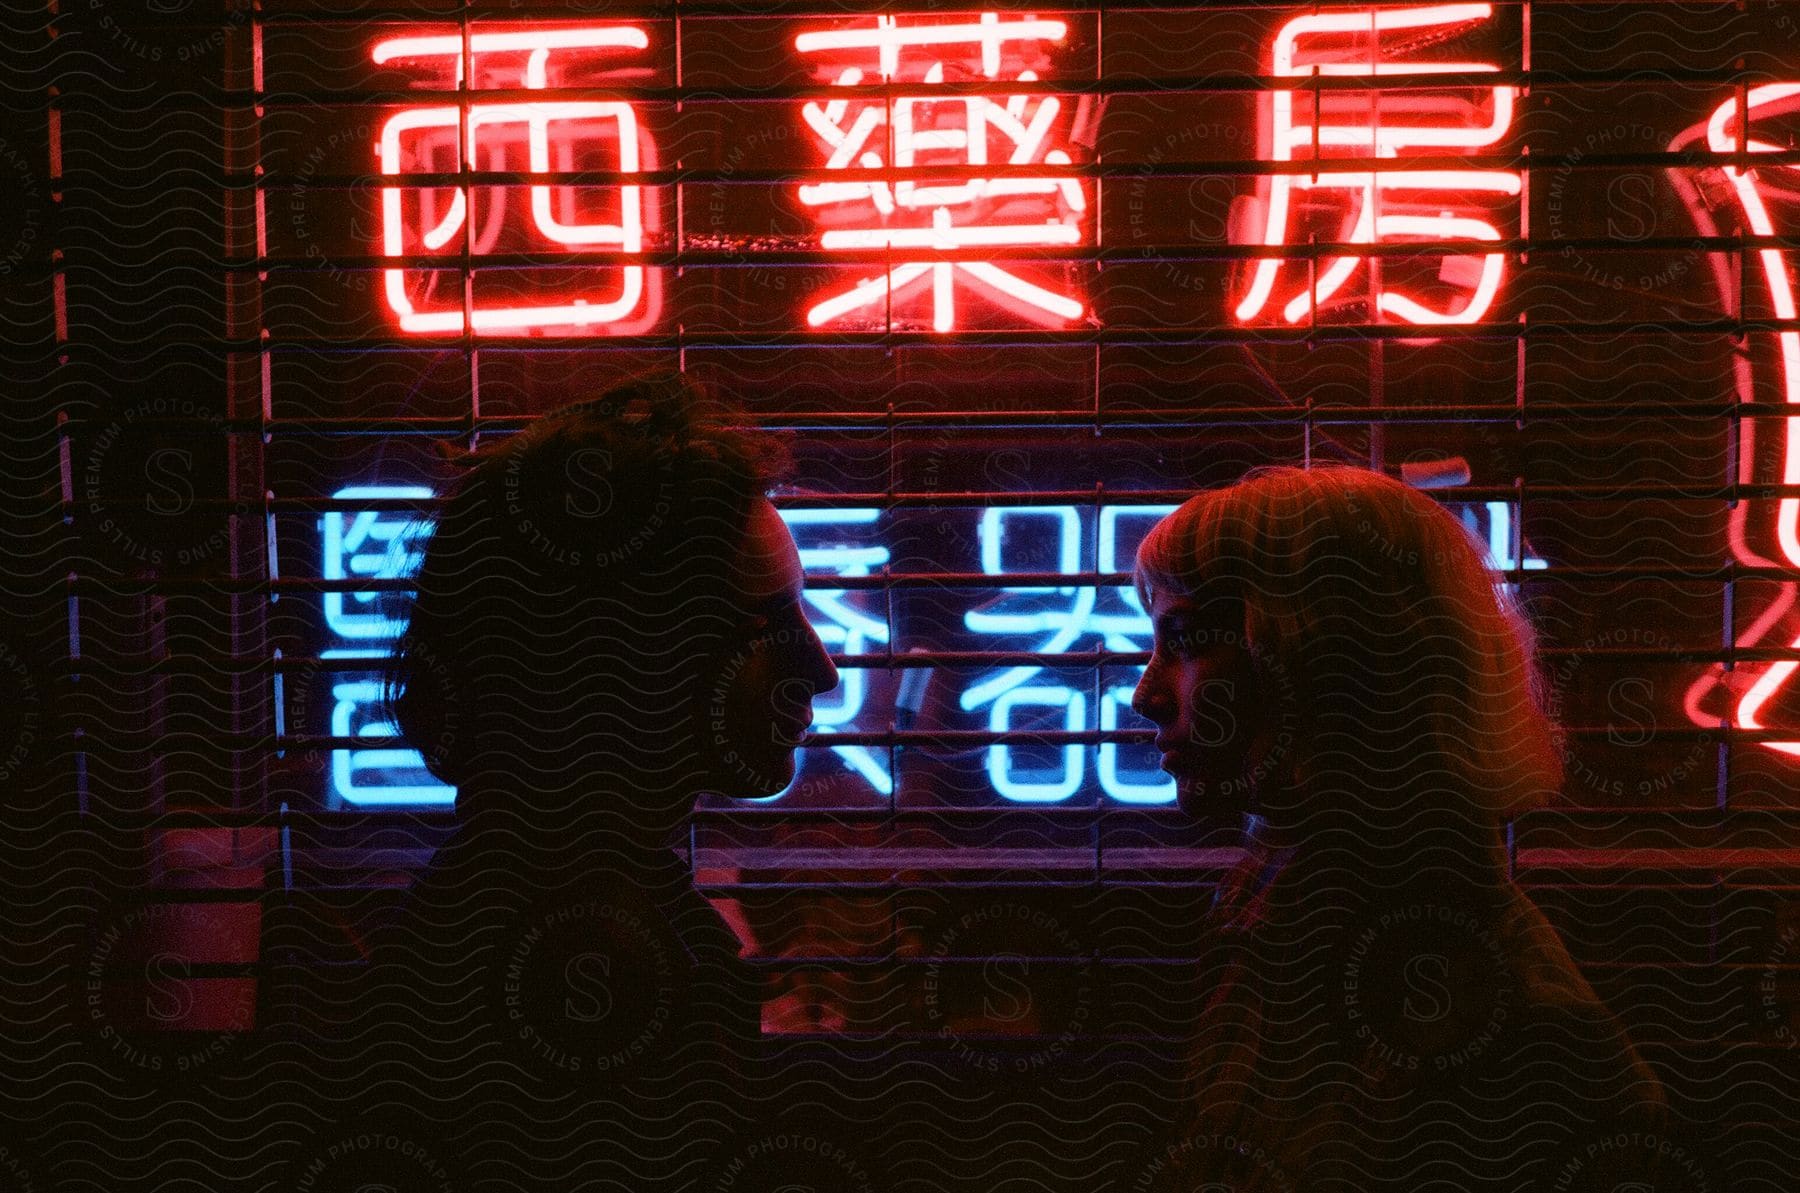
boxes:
[1235,4,1518,328]
[1672,86,1800,754]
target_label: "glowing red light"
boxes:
[1675,86,1800,755]
[1235,3,1519,327]
[372,27,658,336]
[793,13,1089,332]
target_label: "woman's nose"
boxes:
[1131,658,1172,725]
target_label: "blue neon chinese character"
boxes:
[327,678,456,806]
[322,485,434,641]
[960,505,1176,804]
[780,508,893,796]
[1459,501,1548,573]
[317,484,453,808]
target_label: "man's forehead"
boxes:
[734,500,803,602]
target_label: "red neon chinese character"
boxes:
[793,12,1089,332]
[372,27,658,335]
[1236,3,1519,327]
[1676,86,1800,754]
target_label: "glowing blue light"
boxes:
[327,675,456,806]
[1461,501,1548,572]
[962,504,1178,805]
[780,507,894,796]
[322,485,434,640]
[985,685,1086,801]
[318,485,454,809]
[1097,684,1176,804]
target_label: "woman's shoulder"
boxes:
[1489,884,1668,1121]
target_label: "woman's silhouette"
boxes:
[289,375,845,1191]
[1130,465,1670,1192]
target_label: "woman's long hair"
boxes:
[1135,464,1563,826]
[1133,468,1663,1190]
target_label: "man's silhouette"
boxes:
[270,374,842,1191]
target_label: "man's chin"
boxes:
[1174,774,1255,820]
[729,751,798,799]
[754,768,797,799]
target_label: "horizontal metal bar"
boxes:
[241,0,1507,20]
[73,0,1226,18]
[57,802,1800,831]
[61,724,1760,753]
[214,237,1764,273]
[178,153,1784,193]
[50,564,1800,597]
[66,483,1800,517]
[51,839,1800,880]
[698,845,1105,871]
[58,65,1800,108]
[45,72,1546,108]
[300,648,1155,671]
[46,400,1800,438]
[45,235,1800,272]
[133,148,1800,193]
[1514,847,1800,871]
[31,319,1789,352]
[73,804,1148,831]
[51,644,1800,679]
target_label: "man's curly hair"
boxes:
[383,372,791,790]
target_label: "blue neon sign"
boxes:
[780,507,894,797]
[1463,500,1548,573]
[309,492,1543,808]
[960,505,1178,804]
[318,485,454,807]
[323,484,435,640]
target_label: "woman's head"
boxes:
[1131,464,1561,831]
[384,373,837,820]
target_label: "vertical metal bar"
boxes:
[466,6,481,453]
[1366,13,1385,472]
[1511,475,1525,590]
[280,801,293,892]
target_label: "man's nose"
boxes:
[801,621,840,696]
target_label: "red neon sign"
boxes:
[1235,3,1519,326]
[346,14,1800,758]
[1675,86,1800,754]
[792,13,1090,332]
[372,27,659,335]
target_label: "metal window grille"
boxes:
[8,1,1800,1074]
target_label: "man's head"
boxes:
[703,497,841,797]
[385,374,837,814]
